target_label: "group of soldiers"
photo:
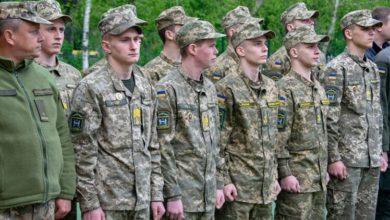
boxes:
[0,0,390,220]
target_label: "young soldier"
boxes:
[215,20,280,220]
[35,0,81,120]
[275,25,330,219]
[70,5,164,220]
[143,6,195,84]
[366,7,390,61]
[204,6,262,83]
[0,2,75,219]
[155,20,225,219]
[322,10,387,220]
[266,2,326,81]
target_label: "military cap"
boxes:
[231,20,275,48]
[284,25,329,50]
[35,0,72,23]
[98,4,147,35]
[104,4,137,16]
[156,6,197,31]
[222,6,263,29]
[340,9,382,29]
[0,1,51,24]
[176,20,225,49]
[281,2,318,25]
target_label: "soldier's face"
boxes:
[348,25,375,49]
[295,43,320,68]
[40,19,65,56]
[289,18,315,31]
[194,39,218,69]
[238,36,268,66]
[12,20,43,60]
[104,28,142,65]
[378,16,390,41]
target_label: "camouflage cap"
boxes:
[0,1,51,24]
[340,9,382,29]
[176,20,225,48]
[156,6,197,31]
[284,25,329,50]
[35,0,72,23]
[98,4,147,35]
[281,2,319,25]
[222,6,263,29]
[231,20,275,48]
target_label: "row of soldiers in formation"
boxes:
[0,0,389,220]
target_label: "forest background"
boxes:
[37,0,390,70]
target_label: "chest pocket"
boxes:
[344,78,365,114]
[59,84,76,118]
[33,88,55,122]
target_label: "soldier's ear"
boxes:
[186,43,197,56]
[289,47,299,58]
[344,28,353,40]
[286,23,295,32]
[3,29,16,46]
[235,45,245,57]
[101,40,111,54]
[165,29,175,41]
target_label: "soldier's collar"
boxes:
[289,69,316,87]
[0,56,32,73]
[160,52,181,66]
[37,57,62,76]
[107,63,135,96]
[238,65,265,90]
[345,48,368,64]
[178,66,205,92]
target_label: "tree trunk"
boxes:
[251,0,264,15]
[82,0,91,71]
[324,0,340,55]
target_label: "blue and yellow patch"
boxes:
[325,86,339,104]
[157,89,167,98]
[277,110,287,129]
[274,60,282,66]
[69,112,84,133]
[213,72,222,81]
[157,111,170,130]
[378,66,386,75]
[327,71,337,81]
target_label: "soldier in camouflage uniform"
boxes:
[34,1,82,219]
[215,21,280,220]
[204,6,263,83]
[70,5,165,220]
[275,26,330,220]
[143,6,196,84]
[155,20,225,220]
[266,2,326,81]
[322,10,387,220]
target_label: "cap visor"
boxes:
[300,10,319,20]
[303,34,330,44]
[52,15,73,23]
[204,32,225,39]
[22,16,51,25]
[357,18,383,28]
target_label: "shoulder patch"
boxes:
[327,71,337,81]
[157,111,170,130]
[69,112,84,133]
[378,66,386,75]
[325,86,339,104]
[157,89,167,98]
[277,110,287,129]
[213,71,222,81]
[274,60,282,65]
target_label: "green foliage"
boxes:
[61,0,390,70]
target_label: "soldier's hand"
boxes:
[380,153,388,172]
[215,189,225,209]
[328,161,347,180]
[83,207,105,220]
[280,175,301,193]
[223,184,238,201]
[54,199,71,219]
[166,199,184,220]
[326,172,330,184]
[151,201,165,220]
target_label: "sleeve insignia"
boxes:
[69,112,84,133]
[213,72,222,80]
[157,111,170,130]
[277,110,287,129]
[274,60,282,66]
[157,89,167,98]
[325,86,339,104]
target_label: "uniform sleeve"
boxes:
[321,66,344,163]
[149,88,164,202]
[70,82,102,212]
[155,84,181,200]
[211,90,224,190]
[377,61,390,152]
[55,87,76,200]
[215,83,234,186]
[276,87,293,178]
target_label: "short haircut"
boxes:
[0,18,21,35]
[158,25,176,43]
[372,7,390,23]
[180,39,207,58]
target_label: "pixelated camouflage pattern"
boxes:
[155,6,196,31]
[219,201,273,220]
[156,68,223,212]
[35,0,72,22]
[0,1,50,24]
[276,191,326,219]
[143,52,180,84]
[280,2,318,25]
[83,58,106,76]
[215,66,280,204]
[104,208,149,220]
[38,59,82,119]
[320,48,382,167]
[176,20,225,48]
[204,45,239,83]
[340,9,382,29]
[231,20,275,49]
[71,64,163,212]
[222,6,263,29]
[327,167,380,220]
[276,70,329,193]
[98,4,146,35]
[0,200,55,220]
[266,45,327,80]
[283,25,329,50]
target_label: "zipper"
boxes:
[14,71,48,202]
